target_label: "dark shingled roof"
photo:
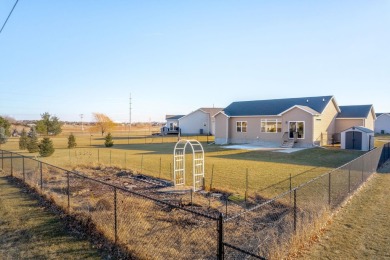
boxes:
[166,115,185,120]
[376,113,390,117]
[337,105,373,118]
[223,96,334,116]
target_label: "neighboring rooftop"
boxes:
[223,95,335,116]
[337,105,373,118]
[376,113,390,117]
[165,115,185,120]
[199,107,224,117]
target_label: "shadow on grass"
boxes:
[377,160,390,174]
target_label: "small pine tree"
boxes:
[104,132,114,147]
[27,128,39,153]
[19,128,28,150]
[67,133,77,149]
[0,127,8,145]
[38,137,55,157]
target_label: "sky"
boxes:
[0,1,389,123]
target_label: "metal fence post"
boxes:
[348,163,351,193]
[10,153,13,177]
[1,150,3,169]
[328,172,331,206]
[98,149,100,163]
[124,152,127,169]
[114,187,118,244]
[245,168,248,204]
[159,157,162,179]
[23,156,25,182]
[289,173,292,205]
[293,189,297,233]
[210,164,214,191]
[141,155,144,174]
[361,157,364,182]
[217,213,224,260]
[40,162,43,190]
[67,171,70,211]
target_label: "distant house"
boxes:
[178,108,223,135]
[162,115,184,134]
[375,113,390,134]
[214,95,376,147]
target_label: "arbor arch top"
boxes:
[173,139,204,191]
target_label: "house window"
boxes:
[289,121,305,139]
[261,119,282,133]
[236,121,247,132]
[169,122,178,131]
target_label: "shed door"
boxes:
[345,131,362,150]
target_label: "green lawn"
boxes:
[0,176,104,259]
[1,133,366,199]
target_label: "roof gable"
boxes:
[376,113,390,119]
[199,107,224,117]
[223,95,334,117]
[279,105,320,116]
[337,105,373,119]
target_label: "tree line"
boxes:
[0,112,116,157]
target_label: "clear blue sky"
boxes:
[1,1,389,122]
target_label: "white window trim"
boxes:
[260,119,282,133]
[288,121,305,139]
[236,121,247,133]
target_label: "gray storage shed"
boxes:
[341,126,374,151]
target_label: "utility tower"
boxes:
[128,93,132,144]
[80,114,84,131]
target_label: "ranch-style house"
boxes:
[214,95,376,147]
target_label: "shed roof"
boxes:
[223,95,334,116]
[342,126,374,134]
[337,105,373,118]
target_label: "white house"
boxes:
[162,115,184,134]
[179,108,223,135]
[375,113,390,134]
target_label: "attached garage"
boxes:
[341,126,374,151]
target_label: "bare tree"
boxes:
[91,113,115,136]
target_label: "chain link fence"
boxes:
[0,150,221,259]
[1,144,389,259]
[223,145,386,259]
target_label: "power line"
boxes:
[0,0,19,35]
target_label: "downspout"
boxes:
[226,116,229,144]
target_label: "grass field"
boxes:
[1,127,388,259]
[1,125,375,200]
[0,175,104,259]
[297,162,390,259]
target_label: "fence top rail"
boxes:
[225,146,383,221]
[0,149,218,221]
[225,187,292,222]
